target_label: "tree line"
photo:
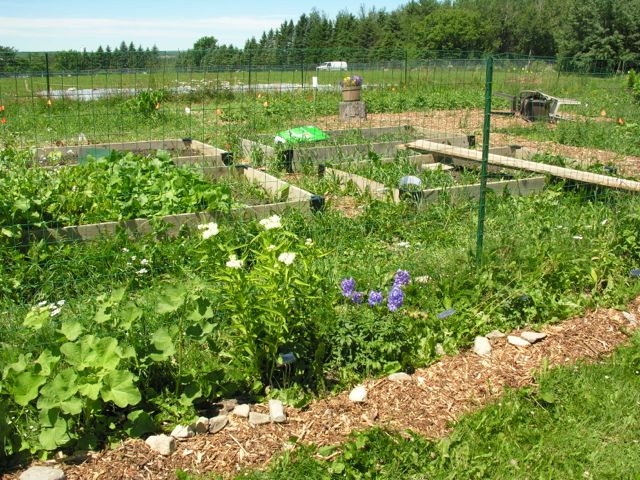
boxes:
[1,0,639,73]
[0,42,161,72]
[177,0,640,71]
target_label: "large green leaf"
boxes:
[38,411,71,450]
[119,302,142,330]
[12,372,46,406]
[100,370,141,408]
[37,369,82,415]
[156,285,187,314]
[124,410,157,437]
[58,321,84,341]
[148,327,175,361]
[61,335,122,372]
[35,350,60,377]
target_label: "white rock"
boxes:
[507,335,531,347]
[192,416,209,434]
[520,331,547,344]
[473,336,492,356]
[349,385,367,402]
[435,343,446,356]
[623,311,638,324]
[145,434,176,455]
[233,404,251,418]
[208,415,228,434]
[268,399,287,423]
[170,424,195,439]
[388,372,412,382]
[414,275,431,284]
[486,329,506,339]
[20,466,66,480]
[248,412,271,426]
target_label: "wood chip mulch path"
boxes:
[4,298,639,480]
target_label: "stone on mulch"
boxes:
[435,343,446,355]
[520,331,547,344]
[193,417,209,434]
[349,385,367,402]
[208,415,229,434]
[170,424,194,439]
[473,336,492,356]
[268,399,287,423]
[623,311,638,324]
[19,466,66,480]
[388,372,412,382]
[249,412,271,426]
[145,434,176,456]
[507,335,531,347]
[233,404,251,418]
[486,329,506,339]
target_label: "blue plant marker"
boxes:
[630,268,640,278]
[437,308,456,319]
[279,352,296,366]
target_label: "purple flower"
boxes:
[352,291,365,304]
[387,286,404,312]
[368,290,383,307]
[341,278,356,298]
[393,269,411,287]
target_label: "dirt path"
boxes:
[5,298,639,480]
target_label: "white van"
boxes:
[316,61,348,71]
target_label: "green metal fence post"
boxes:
[45,52,51,99]
[475,55,494,266]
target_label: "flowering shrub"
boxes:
[340,75,363,88]
[214,215,330,389]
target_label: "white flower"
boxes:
[259,215,282,230]
[226,254,243,269]
[126,262,132,266]
[37,300,48,307]
[136,268,148,275]
[140,258,150,265]
[573,235,583,240]
[184,107,191,114]
[396,241,410,248]
[267,244,277,251]
[278,252,296,266]
[131,255,137,261]
[601,219,608,225]
[57,300,65,306]
[305,238,313,246]
[197,222,219,239]
[50,308,61,317]
[122,247,130,253]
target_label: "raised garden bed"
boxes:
[241,126,475,172]
[4,150,320,244]
[319,146,545,206]
[34,138,232,167]
[28,165,320,243]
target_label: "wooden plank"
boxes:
[418,176,547,205]
[28,198,311,243]
[326,167,389,200]
[242,167,312,202]
[407,140,640,192]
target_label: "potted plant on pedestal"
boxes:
[340,75,363,102]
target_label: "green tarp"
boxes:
[274,126,328,145]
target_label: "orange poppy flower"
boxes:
[599,109,607,116]
[263,101,269,107]
[0,105,4,112]
[1,118,6,124]
[617,117,625,125]
[155,102,161,110]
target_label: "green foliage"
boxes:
[124,90,166,118]
[0,149,233,234]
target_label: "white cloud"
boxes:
[0,16,285,50]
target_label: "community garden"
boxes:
[1,54,640,478]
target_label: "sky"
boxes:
[1,0,410,52]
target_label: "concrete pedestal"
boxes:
[339,101,367,120]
